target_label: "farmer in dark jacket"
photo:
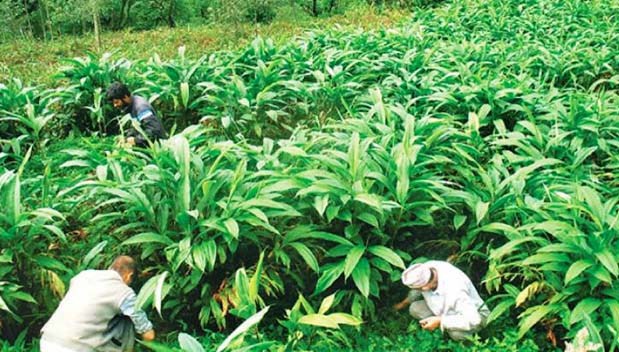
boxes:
[106,82,167,147]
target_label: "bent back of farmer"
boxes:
[40,255,155,352]
[395,260,490,341]
[106,82,167,148]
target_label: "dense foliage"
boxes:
[1,0,619,350]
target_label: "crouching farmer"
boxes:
[40,256,155,352]
[394,260,490,341]
[106,82,167,148]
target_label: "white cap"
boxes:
[401,263,431,288]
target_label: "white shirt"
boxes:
[408,260,490,331]
[40,339,79,352]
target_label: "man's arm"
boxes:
[119,292,155,339]
[393,296,410,311]
[394,290,422,310]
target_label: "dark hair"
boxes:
[109,255,137,277]
[106,82,131,101]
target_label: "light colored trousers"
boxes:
[409,300,486,341]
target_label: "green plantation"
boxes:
[1,0,619,350]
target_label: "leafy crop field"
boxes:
[1,0,618,350]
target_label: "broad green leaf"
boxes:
[486,299,513,324]
[518,305,557,338]
[565,259,594,284]
[82,241,108,268]
[178,333,205,352]
[180,82,189,108]
[475,201,489,225]
[284,226,353,246]
[298,314,339,328]
[453,215,467,230]
[122,233,173,246]
[522,253,570,266]
[515,282,542,307]
[352,258,371,297]
[216,306,270,352]
[314,262,345,295]
[368,245,405,269]
[606,300,619,331]
[580,186,605,225]
[328,313,363,326]
[10,291,36,304]
[154,271,168,317]
[136,274,159,310]
[490,237,545,261]
[344,246,365,279]
[235,268,250,302]
[192,243,207,272]
[205,239,217,270]
[249,252,265,302]
[318,294,335,315]
[34,256,69,272]
[224,218,240,239]
[354,193,383,213]
[288,242,319,272]
[313,195,329,217]
[595,249,618,276]
[569,298,602,326]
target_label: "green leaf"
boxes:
[205,239,217,271]
[122,233,173,246]
[328,313,363,326]
[34,256,69,272]
[490,237,545,261]
[318,294,335,315]
[518,305,557,338]
[298,314,340,328]
[580,186,605,225]
[344,246,365,279]
[486,299,514,324]
[569,298,602,326]
[475,201,489,225]
[216,306,270,352]
[606,300,619,331]
[249,252,265,302]
[352,258,371,297]
[288,242,319,272]
[314,262,345,295]
[224,218,239,239]
[565,259,594,284]
[313,195,329,217]
[136,274,159,310]
[154,271,168,317]
[178,333,205,352]
[522,253,570,266]
[354,193,383,214]
[453,215,467,230]
[368,245,405,269]
[595,249,618,276]
[82,241,108,268]
[192,243,207,272]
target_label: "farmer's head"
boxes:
[402,263,438,292]
[109,255,137,285]
[106,82,132,109]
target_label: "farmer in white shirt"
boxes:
[394,260,490,340]
[40,255,155,352]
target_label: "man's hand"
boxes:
[420,316,441,331]
[141,329,155,341]
[393,298,410,311]
[126,137,136,147]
